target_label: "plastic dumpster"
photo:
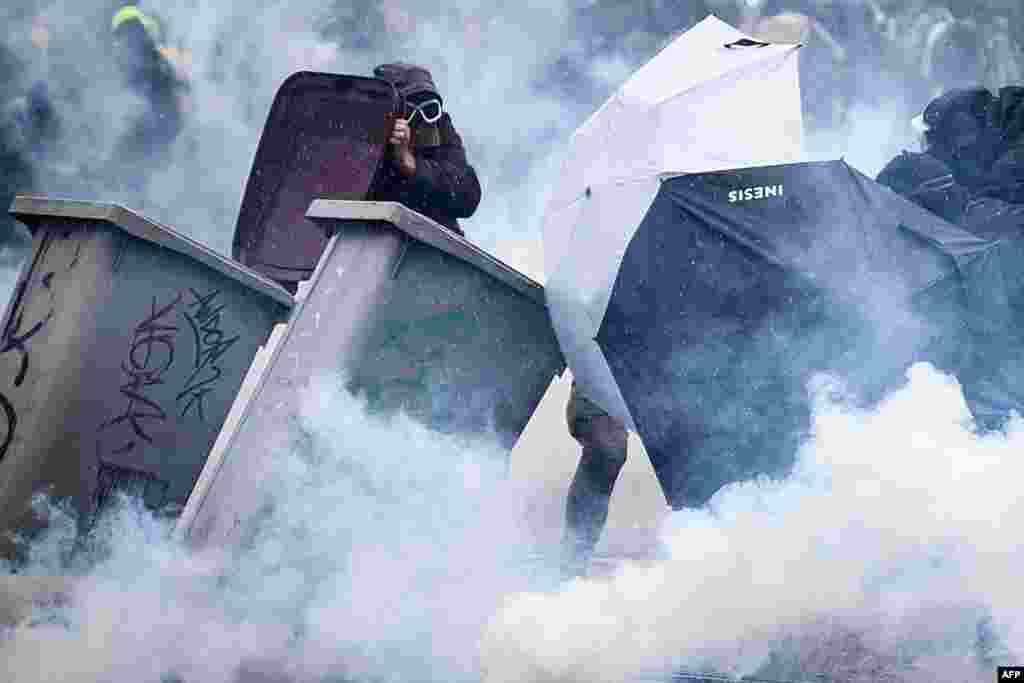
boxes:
[231,71,400,287]
[179,200,565,549]
[1,196,292,562]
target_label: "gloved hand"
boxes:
[877,151,969,223]
[877,151,952,195]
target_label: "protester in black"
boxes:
[369,62,481,236]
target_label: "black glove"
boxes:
[877,151,969,223]
[877,151,952,195]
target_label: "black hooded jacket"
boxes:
[368,112,481,235]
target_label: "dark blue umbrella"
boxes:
[596,159,992,509]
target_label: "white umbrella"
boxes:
[542,15,804,430]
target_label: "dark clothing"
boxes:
[1,80,58,251]
[876,151,970,223]
[0,107,34,251]
[918,87,1024,193]
[565,380,615,427]
[922,87,1005,189]
[111,19,185,170]
[979,152,1024,204]
[373,62,441,103]
[877,149,1024,241]
[562,380,628,577]
[369,112,481,235]
[877,151,957,196]
[990,86,1024,147]
[976,87,1024,203]
[961,195,1024,241]
[878,125,1024,434]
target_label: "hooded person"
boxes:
[876,146,1024,242]
[368,62,481,236]
[918,87,1004,191]
[883,87,1024,241]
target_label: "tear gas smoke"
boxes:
[2,375,538,683]
[1,2,1022,682]
[481,364,1021,683]
[5,364,1021,682]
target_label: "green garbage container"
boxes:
[181,200,564,549]
[1,196,292,562]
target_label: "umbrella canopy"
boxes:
[540,14,1018,509]
[542,15,805,431]
[596,159,992,509]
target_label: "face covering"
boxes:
[412,122,441,148]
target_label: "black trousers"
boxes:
[562,382,628,571]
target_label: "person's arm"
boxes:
[877,151,969,223]
[386,114,481,218]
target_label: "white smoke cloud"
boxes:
[2,373,542,683]
[805,99,917,178]
[480,363,1021,682]
[6,363,1020,682]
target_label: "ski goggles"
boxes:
[405,98,443,125]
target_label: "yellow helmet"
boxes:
[111,5,163,46]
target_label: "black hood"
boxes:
[373,62,442,104]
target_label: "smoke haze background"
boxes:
[0,1,1022,681]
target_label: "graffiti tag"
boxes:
[0,393,15,463]
[101,293,182,448]
[0,282,55,388]
[0,273,56,462]
[176,288,239,421]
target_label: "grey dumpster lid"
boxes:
[10,196,294,308]
[306,200,547,306]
